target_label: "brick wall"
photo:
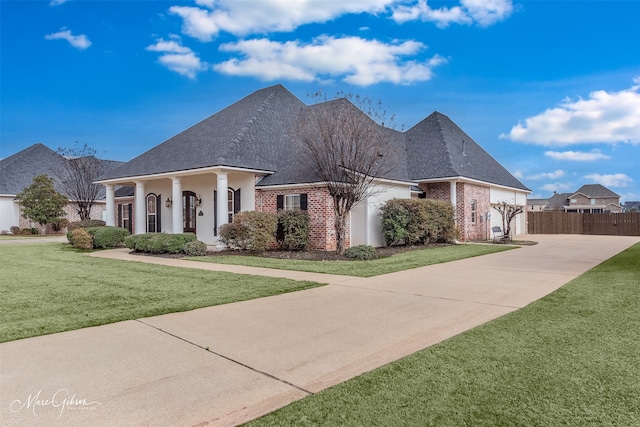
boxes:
[255,186,349,251]
[418,181,491,241]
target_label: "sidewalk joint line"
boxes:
[135,319,313,396]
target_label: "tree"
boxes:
[15,174,68,233]
[295,92,396,254]
[58,142,107,220]
[493,201,524,237]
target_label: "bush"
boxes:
[10,226,21,235]
[51,218,69,232]
[345,245,377,260]
[125,233,198,254]
[380,198,455,246]
[90,226,130,249]
[71,228,93,250]
[277,210,310,251]
[183,240,208,256]
[22,228,38,235]
[67,220,106,231]
[219,211,277,252]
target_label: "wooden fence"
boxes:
[528,212,640,236]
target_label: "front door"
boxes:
[183,191,197,233]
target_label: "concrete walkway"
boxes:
[1,235,638,426]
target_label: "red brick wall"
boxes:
[418,181,491,241]
[255,186,349,251]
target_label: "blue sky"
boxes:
[2,0,639,202]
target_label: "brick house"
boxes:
[0,143,123,233]
[545,185,622,213]
[96,85,529,249]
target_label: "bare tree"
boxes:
[493,201,524,236]
[295,92,397,254]
[58,142,107,221]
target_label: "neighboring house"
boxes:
[540,185,623,213]
[623,201,640,212]
[527,198,549,212]
[96,85,530,249]
[0,143,124,232]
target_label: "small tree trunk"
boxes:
[334,210,349,255]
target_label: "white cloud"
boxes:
[170,0,393,41]
[392,0,513,28]
[502,78,640,146]
[544,149,611,161]
[146,38,205,78]
[541,182,574,193]
[584,173,633,188]
[528,170,566,180]
[214,36,445,86]
[44,28,91,50]
[49,0,69,6]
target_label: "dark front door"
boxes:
[183,191,197,233]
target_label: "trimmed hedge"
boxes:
[70,228,93,250]
[381,198,455,246]
[183,240,208,256]
[86,226,130,249]
[67,220,106,231]
[124,233,201,254]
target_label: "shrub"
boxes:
[51,218,69,232]
[10,226,21,235]
[345,245,377,260]
[71,228,93,250]
[277,210,310,251]
[22,228,39,235]
[380,198,456,246]
[67,220,106,231]
[183,240,208,256]
[125,233,198,254]
[90,226,130,249]
[220,211,277,252]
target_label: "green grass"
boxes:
[188,244,513,277]
[0,244,323,343]
[247,242,640,426]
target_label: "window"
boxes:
[146,194,158,233]
[122,204,131,232]
[285,194,301,211]
[591,199,596,205]
[571,198,577,204]
[228,189,234,223]
[277,193,307,211]
[183,191,197,233]
[471,199,477,223]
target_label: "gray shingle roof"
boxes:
[0,143,123,198]
[98,85,528,192]
[405,112,529,190]
[574,184,619,198]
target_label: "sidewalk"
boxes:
[1,234,638,426]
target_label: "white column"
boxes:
[171,177,183,234]
[134,181,146,235]
[105,184,115,227]
[216,172,228,234]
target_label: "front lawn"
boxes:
[0,244,323,342]
[188,244,513,277]
[247,242,640,426]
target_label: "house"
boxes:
[543,184,623,213]
[623,201,640,212]
[96,85,530,249]
[527,198,549,212]
[0,143,124,233]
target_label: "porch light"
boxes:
[165,197,172,208]
[195,194,202,207]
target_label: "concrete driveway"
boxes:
[1,234,638,426]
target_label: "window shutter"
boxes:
[118,204,122,227]
[277,195,284,210]
[156,194,161,232]
[234,188,241,213]
[300,193,308,211]
[213,190,218,236]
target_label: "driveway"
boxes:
[1,234,638,426]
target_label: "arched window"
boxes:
[146,194,158,232]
